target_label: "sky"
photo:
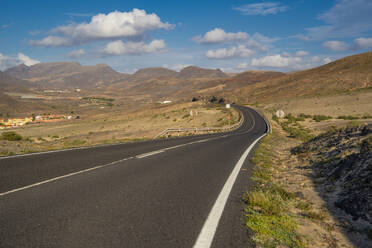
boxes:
[1,0,372,73]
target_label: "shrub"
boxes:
[312,115,332,122]
[272,114,279,123]
[298,113,312,119]
[337,115,359,120]
[0,131,23,141]
[347,120,362,127]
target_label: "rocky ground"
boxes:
[247,111,372,247]
[293,125,372,243]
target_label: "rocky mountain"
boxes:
[5,62,128,89]
[178,66,228,79]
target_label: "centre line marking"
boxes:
[0,157,133,197]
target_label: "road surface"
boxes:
[0,105,268,248]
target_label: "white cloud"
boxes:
[323,57,333,64]
[194,28,249,44]
[206,45,256,59]
[17,53,40,66]
[0,52,40,71]
[251,54,302,68]
[103,39,166,55]
[68,49,85,58]
[312,56,333,65]
[295,50,309,57]
[322,40,350,51]
[31,9,173,47]
[163,64,190,71]
[234,2,288,16]
[353,37,372,50]
[298,0,372,40]
[281,52,291,57]
[30,36,73,47]
[237,62,249,69]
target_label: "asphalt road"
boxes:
[0,105,268,248]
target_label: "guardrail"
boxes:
[153,108,244,139]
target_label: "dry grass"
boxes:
[0,101,238,156]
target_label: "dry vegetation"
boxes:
[244,107,372,248]
[0,101,238,156]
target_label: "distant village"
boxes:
[0,114,78,129]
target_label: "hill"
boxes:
[237,51,372,102]
[178,66,228,79]
[130,67,178,80]
[5,62,128,89]
[0,71,33,92]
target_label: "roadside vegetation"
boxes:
[272,113,314,142]
[245,106,372,247]
[244,132,306,248]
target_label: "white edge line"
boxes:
[0,157,133,197]
[192,114,268,248]
[0,107,262,198]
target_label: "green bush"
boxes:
[312,115,332,122]
[347,121,361,127]
[337,115,359,120]
[0,131,23,141]
[272,114,279,123]
[298,113,312,119]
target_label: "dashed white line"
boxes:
[136,150,165,158]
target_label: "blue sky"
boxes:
[1,0,372,73]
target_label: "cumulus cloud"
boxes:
[234,2,288,16]
[322,40,350,51]
[323,57,333,64]
[353,37,372,50]
[30,9,173,47]
[17,53,40,66]
[295,50,309,57]
[194,28,249,44]
[163,64,191,71]
[68,49,85,58]
[103,39,166,55]
[30,36,73,47]
[297,0,372,40]
[206,45,256,59]
[251,54,302,68]
[0,52,40,71]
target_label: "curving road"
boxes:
[0,105,268,248]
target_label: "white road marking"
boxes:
[0,137,216,196]
[193,119,268,248]
[0,157,133,197]
[0,108,263,199]
[135,138,212,159]
[136,150,165,158]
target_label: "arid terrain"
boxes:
[1,51,372,247]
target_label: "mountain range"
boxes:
[1,51,372,114]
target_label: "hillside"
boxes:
[229,70,285,85]
[0,71,33,92]
[237,51,372,102]
[130,67,179,80]
[178,66,228,79]
[5,62,128,89]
